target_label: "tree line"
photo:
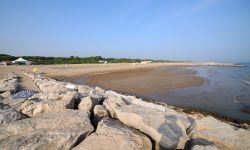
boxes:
[1,54,169,65]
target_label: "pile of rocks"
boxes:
[0,73,19,100]
[0,73,249,150]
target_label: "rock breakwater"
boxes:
[0,73,249,150]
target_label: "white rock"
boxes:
[65,84,78,90]
[191,145,224,150]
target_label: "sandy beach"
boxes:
[63,66,205,97]
[2,62,249,123]
[0,62,207,95]
[0,62,240,79]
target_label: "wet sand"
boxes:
[64,66,205,97]
[0,63,205,93]
[0,63,171,91]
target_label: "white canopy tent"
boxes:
[12,58,31,65]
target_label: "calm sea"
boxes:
[159,63,250,122]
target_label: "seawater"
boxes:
[160,63,250,121]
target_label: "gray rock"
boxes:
[103,92,190,149]
[20,91,79,117]
[103,91,127,118]
[78,85,93,97]
[0,108,26,125]
[0,73,19,92]
[0,102,10,110]
[93,86,106,96]
[1,98,28,111]
[0,91,12,99]
[191,116,250,150]
[78,95,103,112]
[73,118,152,150]
[17,89,79,116]
[93,105,109,122]
[0,110,94,149]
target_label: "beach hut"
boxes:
[0,61,13,66]
[12,58,31,65]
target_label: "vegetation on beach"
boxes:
[0,54,175,65]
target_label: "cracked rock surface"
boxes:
[73,118,152,150]
[0,110,93,149]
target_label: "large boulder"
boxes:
[103,91,128,117]
[93,105,109,121]
[19,99,49,116]
[0,102,10,110]
[0,110,94,149]
[0,108,26,125]
[1,74,79,117]
[121,92,194,128]
[0,73,19,93]
[106,91,193,127]
[78,95,103,112]
[78,85,93,97]
[73,118,152,150]
[93,86,106,96]
[121,94,166,112]
[190,116,250,150]
[8,91,79,117]
[0,91,12,99]
[18,90,79,117]
[1,98,28,111]
[103,91,190,149]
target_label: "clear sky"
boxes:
[0,0,249,62]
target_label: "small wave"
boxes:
[243,80,250,85]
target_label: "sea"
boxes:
[159,63,250,122]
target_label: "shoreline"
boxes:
[1,72,249,149]
[94,86,250,125]
[0,62,243,79]
[54,66,250,124]
[56,66,205,96]
[1,62,248,124]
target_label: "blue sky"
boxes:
[0,0,249,62]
